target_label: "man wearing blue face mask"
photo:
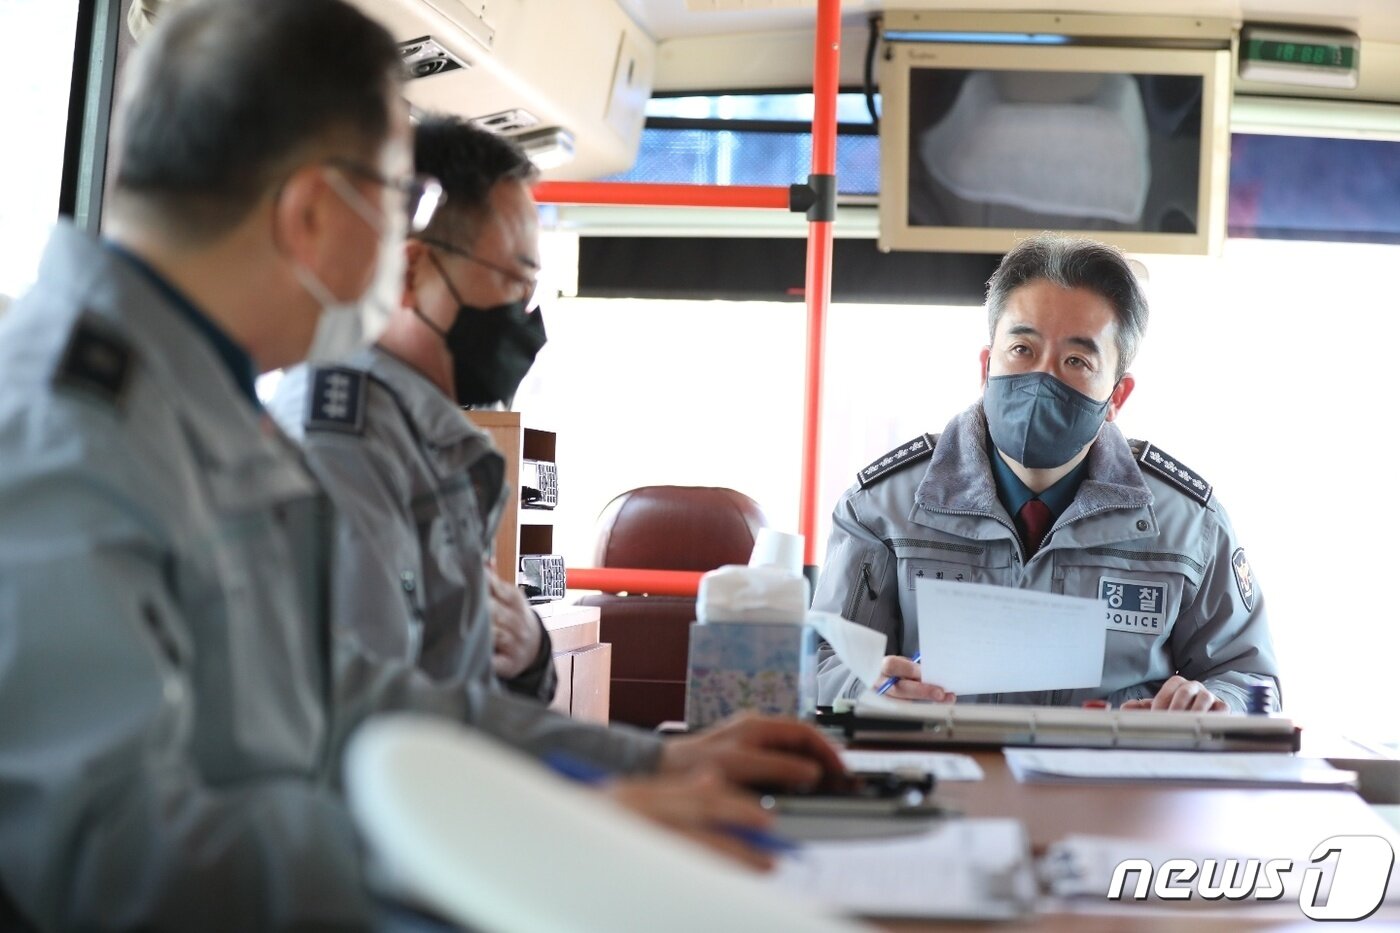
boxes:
[813,234,1280,714]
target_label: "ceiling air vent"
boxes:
[399,37,468,80]
[470,109,542,134]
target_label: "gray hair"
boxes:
[112,0,402,242]
[985,233,1149,381]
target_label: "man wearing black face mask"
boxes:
[270,118,849,812]
[813,234,1280,714]
[274,115,555,696]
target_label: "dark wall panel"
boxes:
[577,237,999,306]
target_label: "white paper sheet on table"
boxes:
[1004,749,1358,788]
[916,579,1105,695]
[839,749,985,782]
[807,610,886,688]
[772,819,1035,919]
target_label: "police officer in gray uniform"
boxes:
[813,235,1279,714]
[0,3,841,928]
[270,118,555,700]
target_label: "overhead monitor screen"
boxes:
[904,69,1204,237]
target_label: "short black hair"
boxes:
[986,233,1149,381]
[113,0,402,241]
[413,115,539,245]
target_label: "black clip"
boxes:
[789,173,837,222]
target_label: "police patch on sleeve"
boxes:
[1231,547,1258,612]
[304,366,367,435]
[54,314,133,407]
[856,434,936,489]
[1136,442,1212,506]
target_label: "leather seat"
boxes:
[578,486,767,728]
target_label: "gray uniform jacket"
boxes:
[269,348,555,700]
[0,224,659,932]
[813,402,1280,713]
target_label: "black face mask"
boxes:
[419,252,548,406]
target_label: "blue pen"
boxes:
[545,752,802,856]
[544,751,612,784]
[875,651,922,696]
[724,824,803,855]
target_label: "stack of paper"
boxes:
[917,579,1105,695]
[773,819,1036,919]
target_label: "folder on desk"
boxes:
[1005,749,1356,788]
[844,694,1302,752]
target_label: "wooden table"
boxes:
[834,749,1400,931]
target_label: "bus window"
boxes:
[0,0,81,298]
[520,226,1399,746]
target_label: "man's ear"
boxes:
[1105,372,1136,422]
[978,346,991,390]
[271,164,333,273]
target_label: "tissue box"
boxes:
[685,622,818,729]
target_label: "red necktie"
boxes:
[1016,498,1053,557]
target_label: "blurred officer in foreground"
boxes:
[0,1,841,928]
[814,234,1279,713]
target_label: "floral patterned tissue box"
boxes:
[685,622,818,729]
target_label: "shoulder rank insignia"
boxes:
[305,366,368,435]
[1136,441,1212,506]
[856,434,936,489]
[55,314,133,407]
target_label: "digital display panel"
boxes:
[904,69,1204,237]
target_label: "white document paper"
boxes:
[1004,749,1358,788]
[840,749,985,782]
[916,579,1105,695]
[807,610,887,688]
[772,819,1035,919]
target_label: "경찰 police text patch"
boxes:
[1099,576,1167,636]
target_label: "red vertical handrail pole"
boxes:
[799,0,841,570]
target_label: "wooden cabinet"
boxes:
[465,411,610,722]
[539,602,611,724]
[463,411,556,578]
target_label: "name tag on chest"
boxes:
[1099,576,1167,635]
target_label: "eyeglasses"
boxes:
[418,236,540,307]
[326,158,444,234]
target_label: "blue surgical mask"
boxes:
[984,371,1111,469]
